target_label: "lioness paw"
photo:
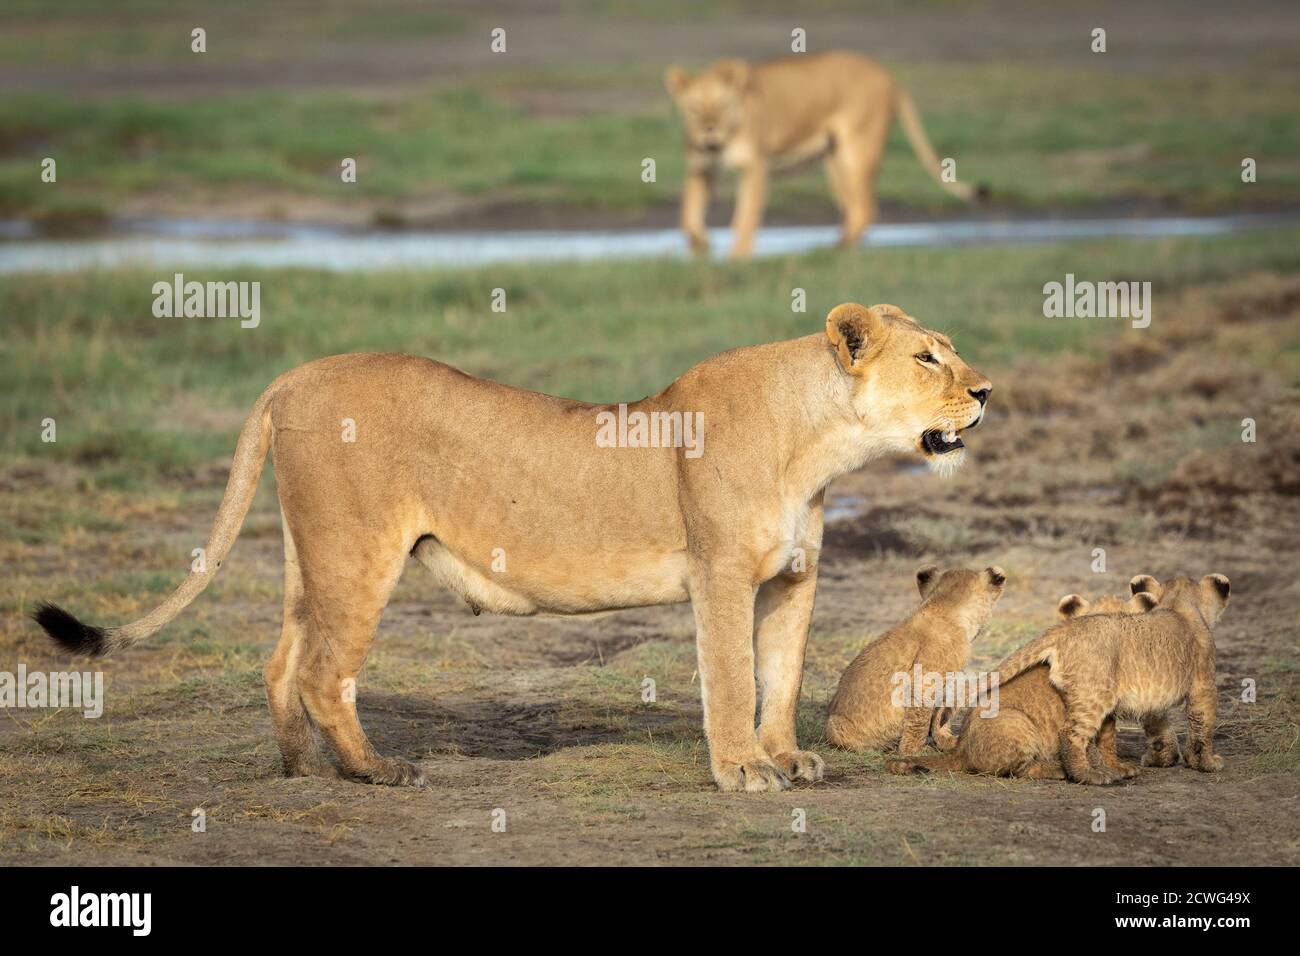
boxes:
[713,759,791,793]
[350,757,427,787]
[771,750,825,784]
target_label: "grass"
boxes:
[3,226,1300,490]
[2,60,1298,223]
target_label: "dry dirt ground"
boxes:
[1,272,1297,865]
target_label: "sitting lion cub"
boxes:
[826,566,1005,753]
[887,582,1159,780]
[985,573,1231,785]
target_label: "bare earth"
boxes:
[1,273,1297,866]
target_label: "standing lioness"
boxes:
[35,302,991,793]
[666,50,980,259]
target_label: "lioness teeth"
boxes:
[943,430,956,443]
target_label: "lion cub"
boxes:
[826,566,1005,753]
[887,583,1158,780]
[988,574,1231,785]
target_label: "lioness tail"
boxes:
[895,88,982,202]
[32,384,277,656]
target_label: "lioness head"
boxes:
[825,302,992,474]
[665,59,750,153]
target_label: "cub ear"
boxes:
[1130,592,1159,612]
[986,566,1007,587]
[713,58,750,90]
[916,565,940,598]
[1129,574,1160,596]
[826,303,888,374]
[665,65,691,97]
[1204,573,1231,601]
[1057,594,1088,619]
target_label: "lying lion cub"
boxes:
[826,566,1005,753]
[665,50,981,258]
[887,583,1158,780]
[987,574,1231,785]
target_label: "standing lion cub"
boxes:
[826,566,1005,753]
[665,50,981,258]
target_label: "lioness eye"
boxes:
[916,352,937,364]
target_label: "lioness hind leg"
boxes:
[832,114,890,248]
[293,530,424,787]
[265,517,331,778]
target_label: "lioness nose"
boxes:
[969,387,990,406]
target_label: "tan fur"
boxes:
[886,585,1159,780]
[976,574,1231,785]
[665,51,977,259]
[826,567,1005,753]
[36,302,991,792]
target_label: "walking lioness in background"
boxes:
[665,50,982,258]
[34,302,992,793]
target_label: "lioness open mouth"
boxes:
[921,428,965,456]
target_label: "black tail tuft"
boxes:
[31,602,107,656]
[974,182,991,202]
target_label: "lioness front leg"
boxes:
[754,562,824,783]
[692,561,790,792]
[728,161,768,259]
[681,163,714,256]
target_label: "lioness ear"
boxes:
[665,65,691,97]
[986,566,1007,588]
[1130,592,1159,612]
[713,58,750,90]
[1129,574,1159,596]
[826,303,887,374]
[916,565,939,598]
[1057,594,1088,619]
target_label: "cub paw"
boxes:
[1188,751,1225,773]
[1070,768,1117,786]
[1141,746,1180,768]
[770,750,825,784]
[713,759,791,793]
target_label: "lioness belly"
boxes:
[412,535,689,615]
